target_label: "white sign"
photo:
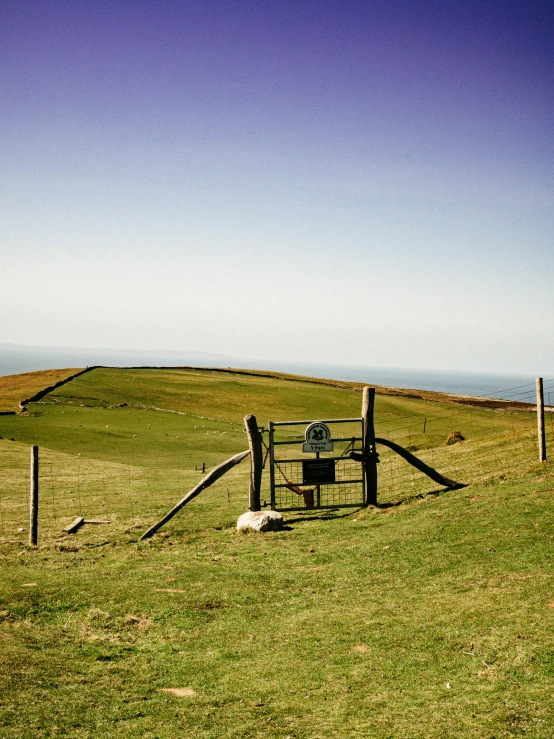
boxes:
[302,422,333,453]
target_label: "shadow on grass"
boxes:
[277,483,467,525]
[284,508,361,525]
[378,483,467,509]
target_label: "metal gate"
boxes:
[268,418,365,511]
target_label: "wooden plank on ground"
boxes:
[83,520,111,524]
[63,516,85,534]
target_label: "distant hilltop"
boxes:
[0,343,236,378]
[0,342,544,400]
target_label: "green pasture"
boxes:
[0,367,83,413]
[0,367,543,531]
[1,367,553,737]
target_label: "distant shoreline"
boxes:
[0,345,549,402]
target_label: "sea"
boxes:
[0,344,548,403]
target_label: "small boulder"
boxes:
[236,510,283,532]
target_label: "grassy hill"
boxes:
[0,367,552,737]
[0,367,85,413]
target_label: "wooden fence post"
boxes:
[537,377,547,462]
[29,446,39,546]
[362,387,378,506]
[244,414,263,511]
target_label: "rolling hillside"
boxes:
[0,366,552,738]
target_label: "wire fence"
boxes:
[1,379,552,543]
[373,379,554,505]
[0,446,250,544]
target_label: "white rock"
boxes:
[236,510,283,532]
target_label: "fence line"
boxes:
[0,444,251,543]
[1,377,551,543]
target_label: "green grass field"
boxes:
[1,367,553,737]
[0,367,84,413]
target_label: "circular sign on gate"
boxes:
[302,422,333,453]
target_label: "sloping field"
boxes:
[1,367,553,737]
[0,366,537,465]
[0,367,85,413]
[0,367,541,529]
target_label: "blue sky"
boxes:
[1,0,552,373]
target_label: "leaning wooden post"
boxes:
[537,377,546,462]
[362,387,378,506]
[29,446,39,546]
[244,414,262,511]
[140,450,250,540]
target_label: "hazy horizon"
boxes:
[1,341,550,401]
[1,339,553,376]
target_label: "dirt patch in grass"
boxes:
[159,688,197,697]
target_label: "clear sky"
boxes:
[1,0,552,374]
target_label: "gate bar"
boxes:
[272,436,362,446]
[275,479,363,488]
[271,417,362,426]
[272,456,361,463]
[269,421,276,509]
